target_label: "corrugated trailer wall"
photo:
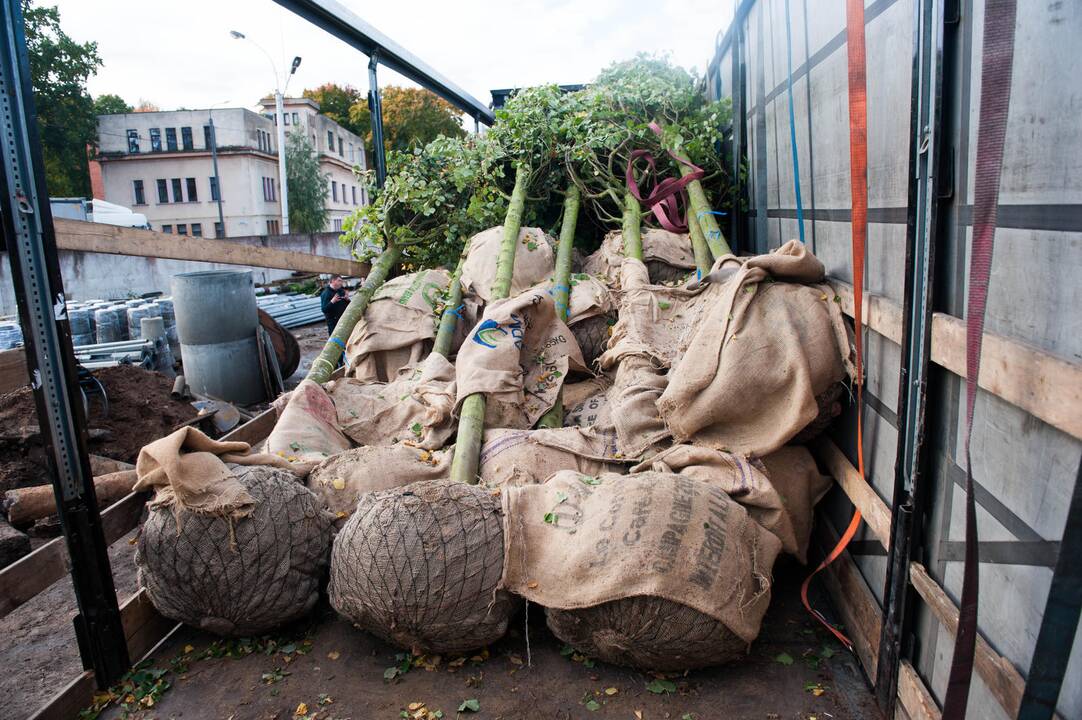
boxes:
[707,1,1081,718]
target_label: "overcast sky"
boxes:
[50,0,734,119]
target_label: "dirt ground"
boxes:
[0,365,196,492]
[83,558,880,720]
[286,322,331,390]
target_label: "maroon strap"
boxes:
[942,1,1016,717]
[625,122,705,233]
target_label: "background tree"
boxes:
[22,0,101,197]
[92,93,131,115]
[349,86,465,160]
[285,129,329,233]
[302,83,365,136]
[133,99,160,112]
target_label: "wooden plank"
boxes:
[0,491,147,619]
[53,218,368,278]
[0,347,28,395]
[897,659,941,720]
[120,588,177,662]
[830,280,1082,441]
[811,437,893,549]
[815,516,882,682]
[908,562,1064,720]
[221,405,277,445]
[26,670,96,720]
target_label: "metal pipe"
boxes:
[209,114,225,236]
[368,53,386,188]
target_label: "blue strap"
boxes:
[442,303,464,320]
[785,0,806,243]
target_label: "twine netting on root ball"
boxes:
[546,596,748,672]
[329,479,514,655]
[136,464,333,637]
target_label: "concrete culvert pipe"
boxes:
[171,270,265,404]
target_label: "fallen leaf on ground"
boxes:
[458,698,480,712]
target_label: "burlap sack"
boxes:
[562,376,612,428]
[345,269,450,382]
[658,241,855,456]
[137,464,332,637]
[330,479,514,654]
[308,444,454,523]
[583,229,697,289]
[327,353,457,450]
[502,470,781,669]
[460,226,555,303]
[455,287,586,429]
[134,427,296,517]
[630,444,829,563]
[265,379,352,475]
[479,429,622,489]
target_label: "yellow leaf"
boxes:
[527,581,539,589]
[184,644,194,654]
[335,511,348,519]
[408,702,426,711]
[812,688,825,697]
[635,711,644,719]
[509,654,523,666]
[332,477,346,490]
[604,687,618,695]
[327,651,340,660]
[295,703,308,716]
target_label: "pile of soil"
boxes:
[0,364,197,492]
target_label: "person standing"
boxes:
[320,274,350,334]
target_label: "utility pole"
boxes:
[231,31,301,234]
[208,113,225,237]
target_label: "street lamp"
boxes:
[208,100,229,238]
[230,30,302,234]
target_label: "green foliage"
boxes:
[285,128,329,233]
[342,134,503,269]
[302,82,366,137]
[23,0,102,196]
[349,85,466,161]
[92,93,131,115]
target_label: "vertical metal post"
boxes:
[876,0,955,710]
[367,53,386,188]
[274,90,290,233]
[209,115,225,237]
[474,115,480,134]
[730,13,747,253]
[0,0,129,687]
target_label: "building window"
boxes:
[352,185,357,205]
[203,125,212,149]
[267,219,279,235]
[333,217,343,231]
[214,221,224,238]
[162,224,173,234]
[191,223,203,237]
[132,179,146,205]
[292,112,298,124]
[177,224,188,236]
[338,136,343,156]
[283,113,290,126]
[171,178,183,203]
[348,143,353,161]
[327,130,334,150]
[181,126,193,150]
[209,176,220,201]
[165,128,177,151]
[185,177,198,202]
[149,128,162,152]
[331,181,337,202]
[262,177,277,202]
[156,179,168,203]
[126,129,139,153]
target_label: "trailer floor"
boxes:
[94,558,880,720]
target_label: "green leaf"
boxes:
[383,666,399,680]
[543,512,556,524]
[578,475,602,486]
[410,422,423,436]
[646,679,676,694]
[658,301,672,310]
[555,491,568,503]
[585,699,601,711]
[774,652,794,666]
[458,698,480,712]
[560,644,576,657]
[820,646,835,659]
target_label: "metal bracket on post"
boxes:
[0,0,129,687]
[367,51,386,189]
[875,0,951,711]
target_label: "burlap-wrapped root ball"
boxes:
[546,596,748,672]
[329,480,513,654]
[136,465,333,636]
[570,314,614,368]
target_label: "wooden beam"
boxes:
[26,671,96,720]
[811,437,893,549]
[897,659,941,720]
[53,218,368,278]
[815,517,883,682]
[120,589,176,662]
[830,280,1082,441]
[0,347,28,395]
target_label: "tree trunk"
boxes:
[306,244,402,384]
[4,470,139,527]
[669,139,732,258]
[622,190,643,261]
[450,165,529,485]
[431,247,468,358]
